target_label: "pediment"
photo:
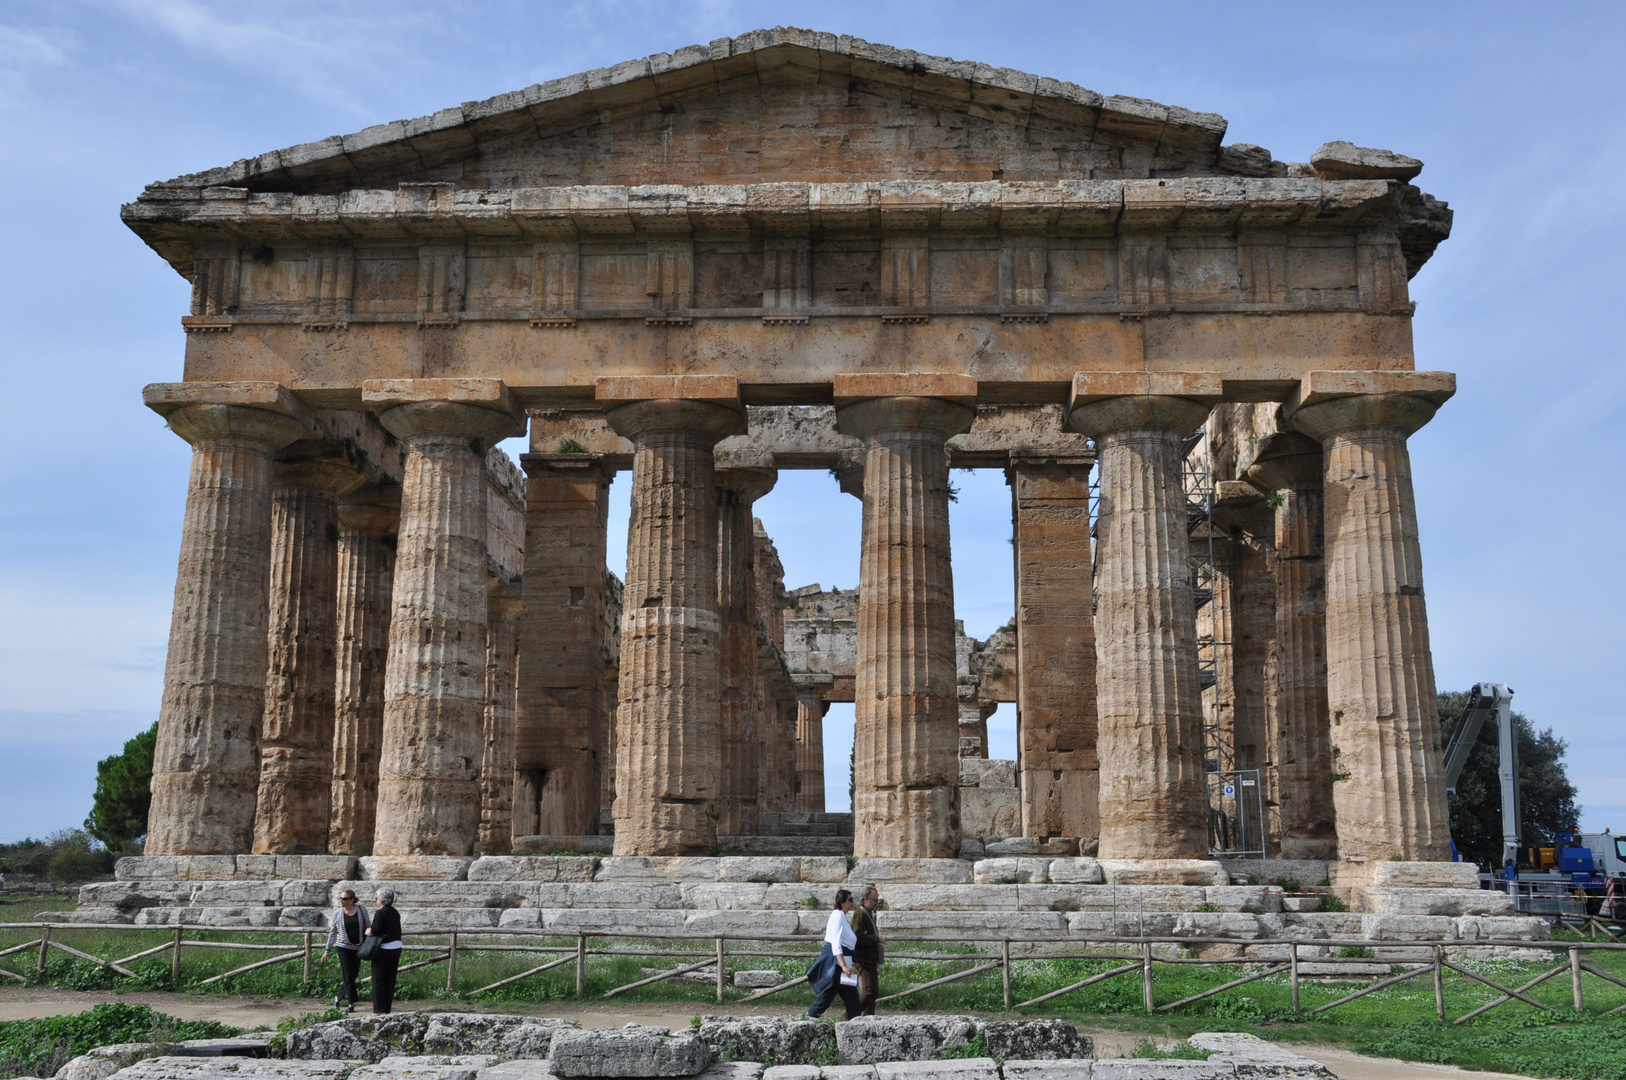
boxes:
[142,28,1232,196]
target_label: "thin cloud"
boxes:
[0,23,71,107]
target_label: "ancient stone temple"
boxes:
[126,28,1458,885]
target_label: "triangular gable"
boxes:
[141,28,1230,196]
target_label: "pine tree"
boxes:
[84,722,158,851]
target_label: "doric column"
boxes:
[1284,371,1456,864]
[362,379,524,857]
[716,467,777,836]
[1246,431,1336,860]
[792,677,832,813]
[253,450,365,854]
[514,452,614,839]
[328,486,398,855]
[479,580,522,853]
[603,377,747,856]
[835,374,976,860]
[1008,454,1099,841]
[142,383,314,855]
[1067,373,1220,862]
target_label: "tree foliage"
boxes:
[1439,690,1579,871]
[84,722,157,851]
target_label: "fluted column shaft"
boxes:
[372,400,520,856]
[1287,394,1450,862]
[1068,396,1212,860]
[609,400,745,855]
[514,454,614,838]
[716,468,776,836]
[793,685,830,813]
[480,585,522,852]
[837,396,974,859]
[1008,455,1099,841]
[147,402,310,855]
[328,493,397,855]
[254,458,363,853]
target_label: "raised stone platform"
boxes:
[66,855,1546,955]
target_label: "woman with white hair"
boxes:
[363,887,403,1014]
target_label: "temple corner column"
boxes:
[1282,370,1456,867]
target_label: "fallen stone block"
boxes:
[108,1060,353,1080]
[1310,141,1423,181]
[421,1014,575,1057]
[351,1056,496,1080]
[546,1025,710,1078]
[58,1043,164,1080]
[1188,1031,1334,1076]
[733,970,782,988]
[847,860,971,885]
[835,1015,978,1064]
[696,1016,835,1066]
[874,1062,999,1080]
[981,1021,1090,1061]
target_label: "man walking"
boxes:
[850,884,884,1015]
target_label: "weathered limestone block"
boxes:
[835,1016,978,1064]
[1046,859,1105,884]
[696,1018,834,1068]
[191,881,282,906]
[115,856,192,881]
[357,856,472,881]
[880,885,1019,911]
[537,882,681,908]
[1360,914,1457,941]
[543,908,687,932]
[1364,888,1513,916]
[366,380,525,856]
[837,386,975,859]
[1068,380,1217,861]
[1284,374,1455,864]
[1203,886,1283,913]
[682,883,770,909]
[1310,141,1424,181]
[1189,1032,1334,1077]
[515,451,613,840]
[608,395,747,855]
[984,838,1080,857]
[716,857,798,882]
[280,908,326,927]
[467,856,599,882]
[329,487,398,856]
[684,910,804,935]
[350,1059,491,1080]
[800,857,851,882]
[546,1025,710,1078]
[874,1064,999,1080]
[960,789,1020,839]
[973,858,1050,885]
[980,1021,1091,1062]
[1360,860,1481,889]
[1008,455,1099,842]
[107,1060,350,1080]
[254,450,366,855]
[597,857,720,882]
[997,1063,1094,1080]
[1099,860,1229,886]
[847,858,972,885]
[143,385,315,855]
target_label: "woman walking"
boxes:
[364,887,403,1014]
[805,888,861,1020]
[318,888,370,1011]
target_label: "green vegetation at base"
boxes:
[0,1003,239,1080]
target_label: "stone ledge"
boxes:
[1098,860,1228,886]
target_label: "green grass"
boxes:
[0,1002,239,1079]
[5,897,1626,1078]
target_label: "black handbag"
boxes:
[357,936,381,961]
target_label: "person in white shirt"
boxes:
[806,888,861,1019]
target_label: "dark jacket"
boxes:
[850,904,881,966]
[370,903,402,945]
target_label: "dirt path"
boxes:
[0,989,1539,1080]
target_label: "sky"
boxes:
[0,1,1621,843]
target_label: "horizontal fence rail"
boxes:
[2,922,1623,1021]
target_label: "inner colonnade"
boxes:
[126,28,1460,877]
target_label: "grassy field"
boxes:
[4,893,1626,1078]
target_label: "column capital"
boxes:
[146,381,315,450]
[832,372,977,407]
[362,378,525,448]
[1209,479,1271,530]
[605,399,746,443]
[1066,372,1220,439]
[1282,370,1455,442]
[1244,430,1322,492]
[834,396,975,442]
[715,466,778,503]
[337,484,401,537]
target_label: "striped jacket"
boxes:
[324,904,372,951]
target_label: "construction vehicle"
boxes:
[1441,682,1520,869]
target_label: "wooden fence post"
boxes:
[1434,945,1445,1021]
[448,932,458,991]
[1002,939,1012,1010]
[716,937,725,1004]
[1289,941,1300,1012]
[303,933,313,984]
[576,933,586,996]
[37,926,50,978]
[1570,947,1583,1012]
[1141,942,1154,1013]
[172,928,183,983]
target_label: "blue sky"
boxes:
[1,1,1620,840]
